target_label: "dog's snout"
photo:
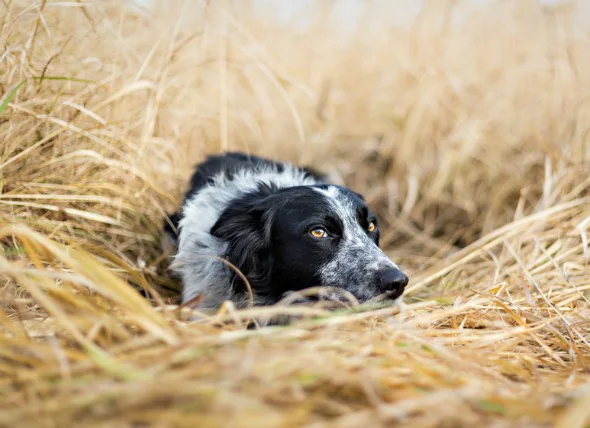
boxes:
[378,268,409,293]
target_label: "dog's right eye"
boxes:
[309,227,328,238]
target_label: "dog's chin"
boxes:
[278,286,404,308]
[361,290,404,305]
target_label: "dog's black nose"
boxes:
[378,268,409,293]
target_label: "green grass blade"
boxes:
[32,76,95,84]
[0,80,26,115]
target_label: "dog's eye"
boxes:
[368,221,376,233]
[309,227,328,238]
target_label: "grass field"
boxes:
[1,1,590,426]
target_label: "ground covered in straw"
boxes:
[1,1,589,427]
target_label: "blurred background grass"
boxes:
[1,1,589,426]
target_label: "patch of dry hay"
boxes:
[1,1,589,426]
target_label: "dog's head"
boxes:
[211,184,408,305]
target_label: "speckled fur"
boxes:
[313,186,399,301]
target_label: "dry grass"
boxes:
[1,0,590,426]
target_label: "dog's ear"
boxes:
[210,189,278,297]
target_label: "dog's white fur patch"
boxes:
[172,162,321,307]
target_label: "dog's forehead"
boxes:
[312,185,366,210]
[311,185,373,229]
[276,185,368,220]
[274,186,335,213]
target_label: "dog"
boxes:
[165,152,408,309]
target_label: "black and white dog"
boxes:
[165,152,408,309]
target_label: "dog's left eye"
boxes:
[309,227,328,238]
[368,221,376,233]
